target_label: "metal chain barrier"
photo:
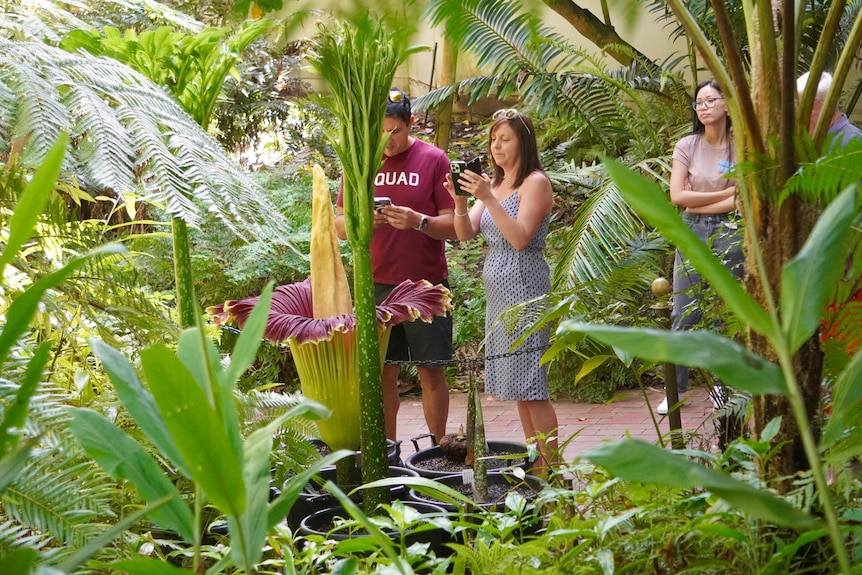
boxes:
[216,324,549,370]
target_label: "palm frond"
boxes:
[551,159,670,289]
[782,138,862,204]
[0,39,302,256]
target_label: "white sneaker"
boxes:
[656,393,685,415]
[710,385,725,409]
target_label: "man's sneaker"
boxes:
[710,385,726,409]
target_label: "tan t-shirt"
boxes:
[672,133,735,194]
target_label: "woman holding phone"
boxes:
[445,108,559,473]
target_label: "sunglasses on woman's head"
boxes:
[492,108,531,134]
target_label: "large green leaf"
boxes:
[141,343,246,516]
[0,547,37,575]
[175,329,242,460]
[0,342,49,454]
[556,321,787,394]
[780,185,857,353]
[0,134,67,272]
[100,558,193,575]
[587,439,817,529]
[821,349,862,447]
[601,155,775,339]
[89,339,190,478]
[225,283,273,389]
[69,409,195,542]
[228,417,272,571]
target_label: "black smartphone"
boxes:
[374,196,392,212]
[450,157,483,196]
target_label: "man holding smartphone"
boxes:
[335,88,456,444]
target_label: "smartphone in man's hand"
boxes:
[374,196,392,212]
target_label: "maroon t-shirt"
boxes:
[338,138,454,285]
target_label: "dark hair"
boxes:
[385,87,411,124]
[488,112,544,189]
[691,79,731,136]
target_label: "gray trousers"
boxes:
[671,212,744,392]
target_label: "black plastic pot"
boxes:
[308,437,403,466]
[298,499,452,555]
[403,438,535,479]
[286,465,418,530]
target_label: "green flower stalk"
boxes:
[306,12,424,507]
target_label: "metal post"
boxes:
[651,277,684,449]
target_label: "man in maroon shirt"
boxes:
[335,88,456,443]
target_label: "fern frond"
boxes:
[782,138,862,204]
[0,381,119,557]
[0,39,302,256]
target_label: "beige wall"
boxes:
[276,1,861,122]
[278,0,685,105]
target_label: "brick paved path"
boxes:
[395,386,716,462]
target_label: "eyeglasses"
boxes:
[692,97,724,111]
[492,108,531,134]
[389,89,406,103]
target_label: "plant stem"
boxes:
[353,247,388,509]
[775,347,851,574]
[171,217,198,329]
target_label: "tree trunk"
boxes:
[433,38,457,152]
[542,0,659,72]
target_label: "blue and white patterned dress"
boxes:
[480,192,551,401]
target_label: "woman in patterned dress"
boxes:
[445,109,559,472]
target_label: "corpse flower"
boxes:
[209,277,451,451]
[209,165,452,454]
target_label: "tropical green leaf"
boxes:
[100,558,194,575]
[89,339,191,478]
[0,133,67,272]
[0,547,38,575]
[69,409,195,542]
[0,244,125,366]
[780,185,857,353]
[556,321,786,394]
[586,439,817,529]
[821,349,862,447]
[141,344,246,516]
[601,155,775,338]
[225,283,274,389]
[0,343,49,454]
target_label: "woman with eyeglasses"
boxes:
[660,80,744,415]
[445,108,559,473]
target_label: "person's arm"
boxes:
[669,158,735,213]
[377,204,455,239]
[445,172,483,241]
